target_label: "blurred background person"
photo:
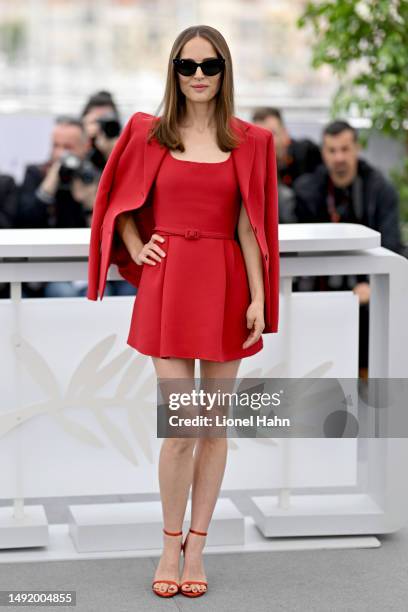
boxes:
[16,115,100,297]
[294,120,402,254]
[81,90,122,171]
[293,119,403,376]
[80,91,135,296]
[0,171,18,298]
[0,171,18,228]
[252,106,322,224]
[81,91,134,296]
[16,115,97,230]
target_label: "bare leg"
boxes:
[151,356,197,595]
[179,357,242,595]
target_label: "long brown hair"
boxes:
[148,25,242,152]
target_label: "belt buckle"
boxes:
[185,228,200,239]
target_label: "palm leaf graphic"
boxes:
[19,337,60,399]
[66,335,118,399]
[240,367,264,378]
[251,437,278,446]
[278,363,334,408]
[52,413,105,447]
[116,356,147,398]
[78,348,134,397]
[227,438,239,449]
[93,409,139,465]
[134,371,157,407]
[303,361,333,379]
[117,361,157,459]
[0,401,56,437]
[127,405,154,462]
[0,401,104,448]
[263,362,288,378]
[132,373,162,431]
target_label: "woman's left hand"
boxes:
[242,300,265,349]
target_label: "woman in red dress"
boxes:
[102,25,279,598]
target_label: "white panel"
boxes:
[0,290,358,499]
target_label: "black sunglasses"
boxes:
[173,57,225,77]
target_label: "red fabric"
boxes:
[126,152,263,361]
[87,112,280,334]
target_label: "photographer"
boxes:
[16,115,101,297]
[81,91,135,297]
[81,90,121,171]
[17,116,99,230]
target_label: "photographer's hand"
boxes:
[352,281,370,305]
[72,177,98,211]
[39,160,61,199]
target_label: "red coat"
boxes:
[87,111,280,333]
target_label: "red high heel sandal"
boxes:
[151,528,183,598]
[180,527,208,597]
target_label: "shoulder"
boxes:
[248,122,273,143]
[130,111,158,127]
[123,111,159,137]
[131,110,157,122]
[291,138,320,153]
[0,174,16,191]
[22,164,45,181]
[359,159,397,199]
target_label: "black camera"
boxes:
[96,113,121,138]
[59,153,99,187]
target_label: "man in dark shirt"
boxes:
[294,120,402,258]
[17,116,91,229]
[16,116,99,297]
[252,107,322,186]
[0,173,18,228]
[293,120,403,375]
[0,173,19,298]
[252,107,321,224]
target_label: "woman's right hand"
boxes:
[133,233,166,266]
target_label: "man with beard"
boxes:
[293,120,403,377]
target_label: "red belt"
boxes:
[153,225,235,240]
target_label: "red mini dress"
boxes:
[126,149,264,361]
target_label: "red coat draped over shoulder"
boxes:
[86,111,280,333]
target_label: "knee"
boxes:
[197,436,227,449]
[164,437,196,456]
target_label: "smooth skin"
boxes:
[116,34,265,596]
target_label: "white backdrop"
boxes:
[0,290,359,499]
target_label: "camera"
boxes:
[96,113,121,138]
[58,153,99,187]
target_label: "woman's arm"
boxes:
[237,202,264,304]
[115,211,166,265]
[237,202,265,347]
[115,211,144,261]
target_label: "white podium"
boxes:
[0,223,407,556]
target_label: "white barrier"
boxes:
[0,223,407,554]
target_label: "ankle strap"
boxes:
[189,527,207,536]
[163,528,183,536]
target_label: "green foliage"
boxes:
[0,21,26,63]
[391,159,408,240]
[297,0,408,222]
